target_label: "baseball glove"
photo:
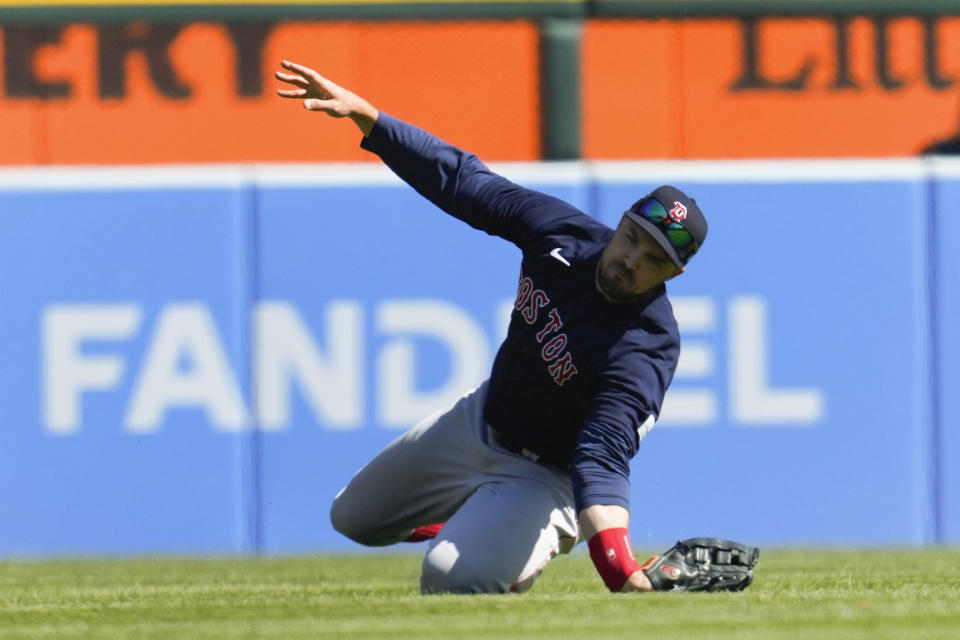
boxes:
[641,537,759,592]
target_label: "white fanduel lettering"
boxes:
[376,299,489,428]
[43,305,141,434]
[671,296,714,332]
[38,295,826,434]
[659,391,718,425]
[125,304,248,433]
[729,296,824,424]
[254,301,362,430]
[676,345,713,378]
[661,296,717,425]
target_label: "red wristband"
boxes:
[587,527,641,592]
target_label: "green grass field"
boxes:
[2,549,959,639]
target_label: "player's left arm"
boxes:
[572,417,652,593]
[572,331,679,593]
[578,504,651,591]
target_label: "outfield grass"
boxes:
[1,549,959,639]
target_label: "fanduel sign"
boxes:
[41,297,825,435]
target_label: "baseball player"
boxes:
[276,60,758,594]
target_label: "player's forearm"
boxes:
[578,504,628,539]
[579,505,652,592]
[348,99,379,137]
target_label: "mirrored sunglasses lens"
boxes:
[639,197,668,222]
[665,226,694,249]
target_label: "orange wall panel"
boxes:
[1,20,539,165]
[5,16,960,164]
[0,28,44,164]
[582,20,680,159]
[584,17,960,159]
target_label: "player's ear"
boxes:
[665,267,685,281]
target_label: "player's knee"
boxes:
[330,491,410,547]
[329,491,375,546]
[420,541,506,594]
[329,492,358,540]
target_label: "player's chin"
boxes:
[598,273,633,301]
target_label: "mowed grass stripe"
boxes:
[1,550,958,639]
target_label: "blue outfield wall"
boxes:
[932,160,960,544]
[0,158,955,555]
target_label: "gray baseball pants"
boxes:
[329,381,580,593]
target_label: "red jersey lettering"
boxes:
[514,277,533,311]
[535,308,563,343]
[541,334,568,361]
[514,274,579,385]
[522,289,550,324]
[547,352,579,386]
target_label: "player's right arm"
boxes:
[274,60,583,251]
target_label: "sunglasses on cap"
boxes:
[631,196,700,264]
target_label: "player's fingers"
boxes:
[277,88,307,98]
[281,59,330,84]
[274,71,310,87]
[304,98,342,113]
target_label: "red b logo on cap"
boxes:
[668,201,687,223]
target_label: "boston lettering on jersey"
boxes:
[513,274,578,386]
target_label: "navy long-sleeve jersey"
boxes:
[361,113,680,514]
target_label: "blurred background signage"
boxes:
[1,3,959,162]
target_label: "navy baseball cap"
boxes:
[624,185,708,269]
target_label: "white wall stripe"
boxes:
[488,161,590,184]
[928,157,960,178]
[0,165,254,191]
[0,157,935,191]
[252,163,399,186]
[589,158,928,182]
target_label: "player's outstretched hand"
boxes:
[275,60,378,135]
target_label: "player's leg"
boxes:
[419,471,578,594]
[329,383,489,547]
